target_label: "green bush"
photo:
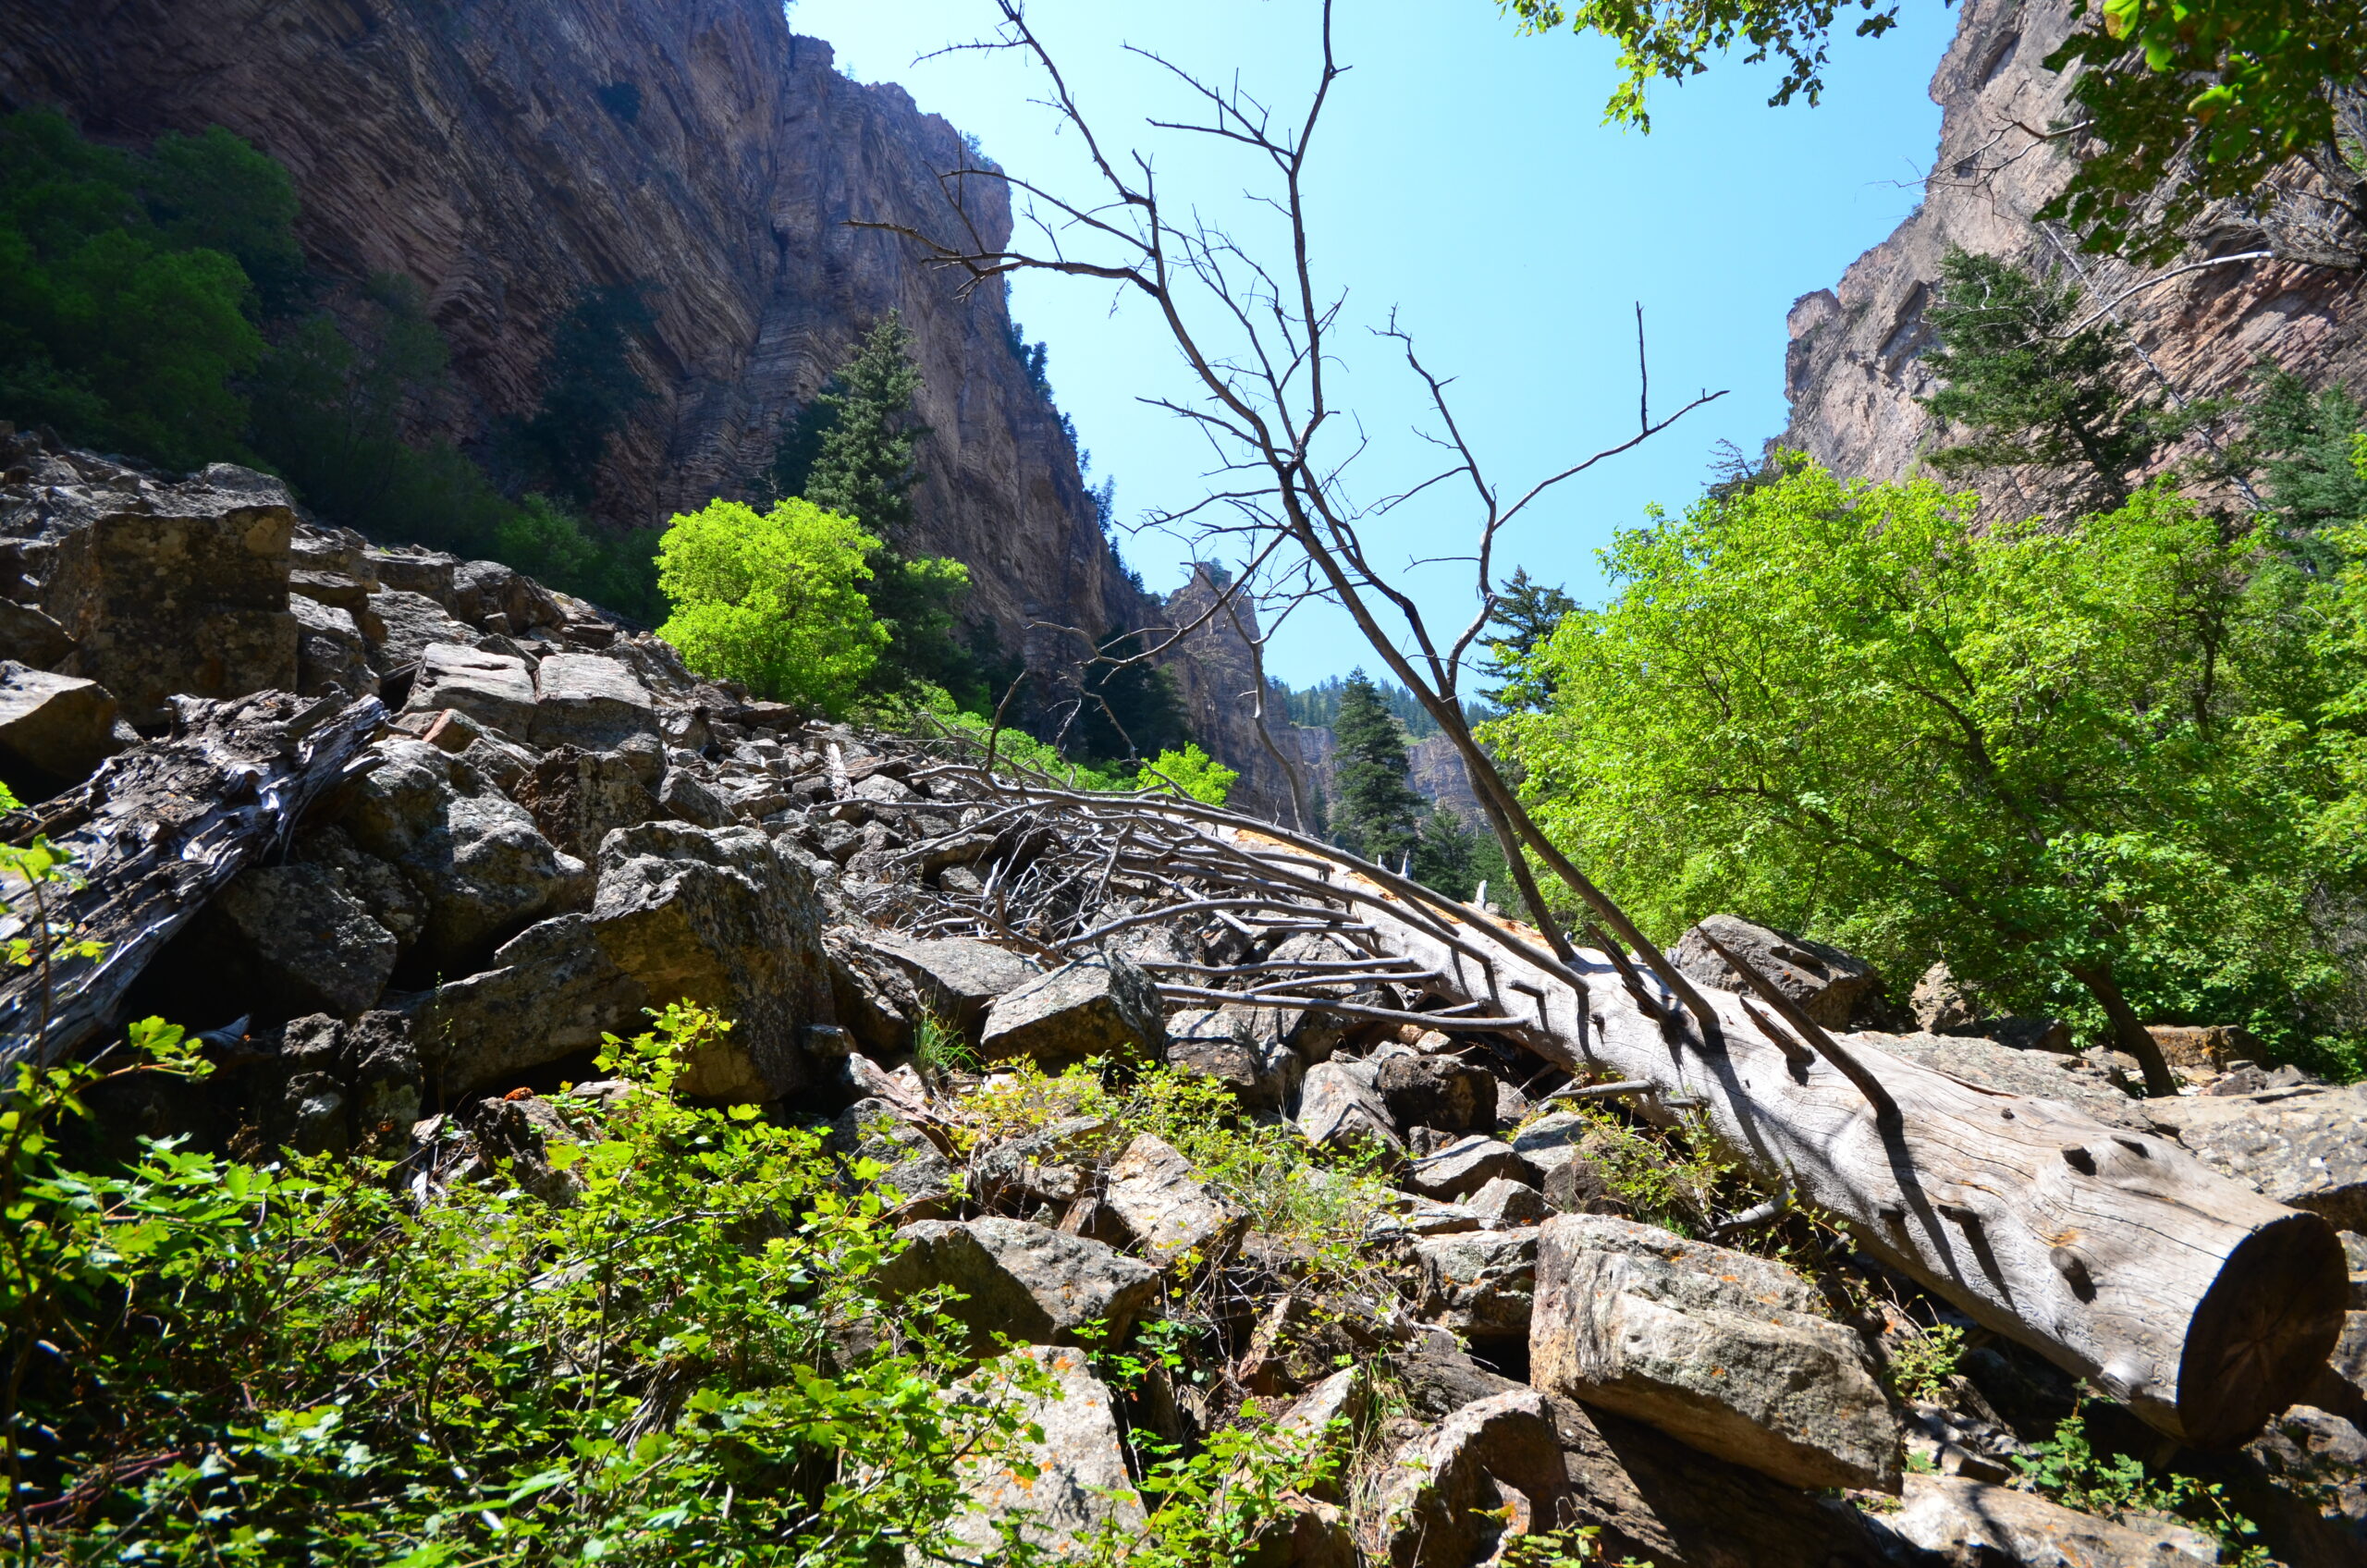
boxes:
[4,1001,1053,1564]
[656,497,890,713]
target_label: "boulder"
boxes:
[2145,1083,2367,1231]
[253,1011,419,1158]
[828,1097,957,1219]
[1374,1052,1497,1133]
[1365,1389,1572,1568]
[43,480,299,725]
[198,862,398,1019]
[291,826,429,948]
[509,747,661,861]
[1669,913,1878,1029]
[1404,1134,1534,1202]
[529,654,661,782]
[1413,1226,1539,1341]
[1911,961,1981,1034]
[659,767,731,829]
[1528,1213,1901,1490]
[290,594,377,700]
[365,589,474,670]
[942,1346,1145,1562]
[420,822,834,1098]
[450,557,562,632]
[0,597,75,668]
[877,1217,1159,1354]
[979,950,1166,1064]
[404,643,536,740]
[0,660,125,795]
[2148,1024,2253,1074]
[1164,1006,1304,1110]
[363,547,457,603]
[1466,1175,1549,1228]
[1881,1472,2220,1567]
[1294,1058,1404,1159]
[334,739,591,971]
[1103,1132,1246,1266]
[865,933,1041,1037]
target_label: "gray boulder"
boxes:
[0,660,126,795]
[1295,1058,1404,1159]
[1163,1006,1304,1110]
[1882,1472,2219,1566]
[363,547,457,603]
[2145,1083,2367,1231]
[0,598,75,668]
[335,739,591,971]
[1413,1226,1540,1341]
[365,589,474,670]
[1365,1389,1572,1568]
[200,863,398,1019]
[1529,1213,1901,1490]
[291,594,376,700]
[1670,913,1880,1029]
[979,950,1166,1064]
[404,642,536,740]
[865,933,1040,1037]
[943,1347,1145,1562]
[510,746,661,861]
[530,653,661,782]
[876,1217,1159,1354]
[420,822,834,1098]
[450,557,562,632]
[659,766,732,829]
[1466,1175,1549,1228]
[1405,1134,1535,1202]
[1374,1052,1497,1133]
[828,1097,957,1219]
[1103,1133,1246,1266]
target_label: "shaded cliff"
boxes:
[1781,0,2367,498]
[0,0,1147,682]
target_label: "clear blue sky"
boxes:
[792,0,1956,687]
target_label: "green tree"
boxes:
[1482,567,1579,713]
[656,496,889,713]
[1331,669,1431,869]
[1145,741,1238,805]
[1502,0,2367,263]
[510,282,656,506]
[1073,634,1192,766]
[2238,368,2367,556]
[1919,248,2184,512]
[1490,457,2361,1090]
[803,312,926,538]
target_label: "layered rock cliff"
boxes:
[0,0,1147,688]
[1781,0,2367,496]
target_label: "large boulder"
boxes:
[1669,913,1879,1029]
[43,472,299,724]
[1529,1214,1902,1491]
[1163,1006,1304,1110]
[942,1347,1145,1562]
[1295,1057,1404,1162]
[1374,1052,1498,1133]
[333,739,591,972]
[0,660,126,796]
[1880,1472,2220,1566]
[979,950,1166,1064]
[1103,1133,1247,1266]
[1405,1134,1534,1202]
[875,1217,1159,1354]
[510,747,661,861]
[196,863,398,1019]
[2144,1083,2367,1231]
[365,589,474,670]
[419,822,834,1099]
[404,643,536,740]
[1413,1227,1540,1341]
[1365,1389,1572,1568]
[529,653,661,782]
[290,594,377,700]
[862,933,1040,1037]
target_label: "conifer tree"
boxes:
[1482,568,1577,713]
[1330,669,1429,868]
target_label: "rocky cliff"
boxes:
[0,0,1147,686]
[1781,0,2367,498]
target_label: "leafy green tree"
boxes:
[1482,567,1579,713]
[1919,248,2186,512]
[656,497,889,713]
[140,124,307,315]
[1490,457,2361,1089]
[1502,0,2367,262]
[0,109,275,469]
[1145,741,1238,805]
[1331,669,1431,868]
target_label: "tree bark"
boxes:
[2066,960,2180,1098]
[0,690,385,1068]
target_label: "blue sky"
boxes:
[793,0,1956,687]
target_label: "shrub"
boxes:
[656,496,889,713]
[1142,742,1237,806]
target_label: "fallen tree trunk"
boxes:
[1224,829,2347,1450]
[0,690,385,1068]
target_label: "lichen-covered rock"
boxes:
[828,1096,957,1219]
[1163,1005,1304,1110]
[1670,913,1880,1028]
[1405,1134,1534,1202]
[1413,1226,1539,1341]
[0,660,125,796]
[864,933,1040,1037]
[404,643,536,740]
[1365,1389,1571,1568]
[365,590,473,670]
[1529,1214,1901,1490]
[659,766,731,829]
[1103,1133,1246,1266]
[1880,1472,2220,1566]
[291,594,377,700]
[529,653,661,781]
[943,1347,1146,1562]
[2145,1083,2367,1231]
[1295,1058,1403,1159]
[1466,1175,1548,1229]
[511,746,661,861]
[1374,1052,1497,1133]
[876,1217,1159,1353]
[979,950,1166,1064]
[200,863,398,1019]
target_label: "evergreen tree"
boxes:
[512,283,656,507]
[1072,633,1191,765]
[1919,248,2184,514]
[803,312,925,536]
[1330,669,1429,868]
[2238,367,2367,565]
[1482,568,1578,713]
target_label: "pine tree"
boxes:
[1482,568,1577,713]
[801,312,925,535]
[1330,669,1429,868]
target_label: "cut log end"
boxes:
[2176,1210,2349,1448]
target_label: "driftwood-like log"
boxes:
[1230,831,2349,1448]
[0,690,385,1067]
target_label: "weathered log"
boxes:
[0,690,385,1067]
[1235,829,2348,1449]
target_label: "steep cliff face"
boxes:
[1781,0,2367,495]
[0,0,1147,672]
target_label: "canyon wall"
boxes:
[1780,0,2367,501]
[0,0,1148,681]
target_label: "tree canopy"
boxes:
[1489,457,2365,1084]
[656,497,889,714]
